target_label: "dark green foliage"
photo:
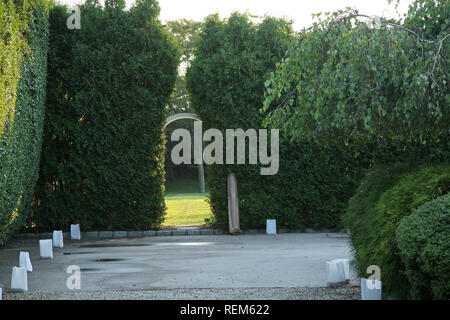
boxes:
[373,135,450,165]
[343,163,450,298]
[0,0,50,245]
[396,194,450,300]
[33,0,180,231]
[187,13,367,230]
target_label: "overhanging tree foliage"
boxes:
[0,0,50,245]
[262,0,449,145]
[33,0,180,231]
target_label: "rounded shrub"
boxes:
[343,163,450,298]
[396,194,450,300]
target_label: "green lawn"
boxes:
[163,193,213,226]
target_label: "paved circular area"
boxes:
[1,233,358,299]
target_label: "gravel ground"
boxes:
[2,286,360,300]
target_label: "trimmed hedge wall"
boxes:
[204,141,366,231]
[0,0,49,245]
[187,13,368,231]
[343,163,450,298]
[32,0,180,231]
[397,194,450,300]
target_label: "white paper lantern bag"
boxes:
[53,230,64,248]
[71,224,81,240]
[361,278,382,300]
[19,251,33,272]
[266,219,277,235]
[331,259,350,282]
[326,260,346,286]
[40,239,53,259]
[11,266,28,292]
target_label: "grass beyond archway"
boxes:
[163,193,213,226]
[163,178,213,227]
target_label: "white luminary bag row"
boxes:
[9,225,81,295]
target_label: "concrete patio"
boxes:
[0,233,357,298]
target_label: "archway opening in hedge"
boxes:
[162,113,212,227]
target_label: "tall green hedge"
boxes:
[0,0,49,245]
[343,163,450,298]
[33,0,180,231]
[187,13,367,231]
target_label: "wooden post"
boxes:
[198,163,206,193]
[227,172,241,235]
[194,120,206,193]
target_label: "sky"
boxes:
[60,0,414,31]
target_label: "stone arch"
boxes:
[165,113,201,127]
[164,113,205,193]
